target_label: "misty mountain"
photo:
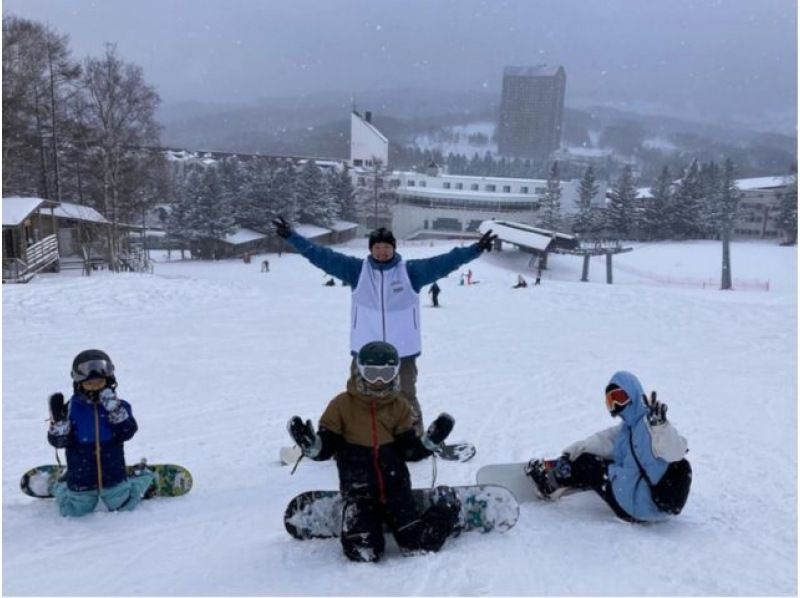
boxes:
[157,88,796,175]
[157,88,498,155]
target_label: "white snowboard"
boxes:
[476,462,541,502]
[476,462,580,503]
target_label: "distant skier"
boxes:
[273,217,496,434]
[324,277,336,286]
[47,350,154,517]
[287,341,461,562]
[525,371,691,522]
[429,281,441,307]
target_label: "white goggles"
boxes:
[358,363,399,384]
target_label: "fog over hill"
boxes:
[157,89,796,180]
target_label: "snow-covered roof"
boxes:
[295,223,331,239]
[396,185,539,203]
[478,219,559,252]
[637,174,794,199]
[223,227,267,245]
[352,111,389,143]
[329,220,359,232]
[52,201,110,224]
[2,197,51,227]
[736,175,793,191]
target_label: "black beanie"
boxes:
[369,227,396,249]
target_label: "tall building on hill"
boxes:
[497,65,566,161]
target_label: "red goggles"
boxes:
[605,388,630,412]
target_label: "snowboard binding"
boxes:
[525,456,573,500]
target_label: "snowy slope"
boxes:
[2,239,797,596]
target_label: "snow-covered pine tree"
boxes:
[606,164,637,238]
[670,159,704,239]
[271,159,299,225]
[327,166,357,222]
[642,166,673,240]
[539,161,562,230]
[573,166,598,233]
[238,158,276,232]
[218,158,250,229]
[185,165,235,259]
[775,171,798,244]
[296,159,337,226]
[164,167,196,259]
[718,158,741,290]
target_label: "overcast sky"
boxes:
[4,0,797,128]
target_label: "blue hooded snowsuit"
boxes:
[606,371,684,522]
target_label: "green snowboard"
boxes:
[20,462,193,499]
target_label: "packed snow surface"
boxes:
[2,239,797,596]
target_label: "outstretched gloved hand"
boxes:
[287,416,321,457]
[272,216,293,239]
[644,391,668,426]
[422,412,455,450]
[49,392,67,422]
[477,229,498,253]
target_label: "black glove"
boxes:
[287,416,321,457]
[477,229,498,253]
[422,412,455,450]
[644,391,668,426]
[49,393,66,422]
[272,216,293,239]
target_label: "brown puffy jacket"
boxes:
[313,376,431,503]
[319,377,415,446]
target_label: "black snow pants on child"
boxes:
[340,491,457,562]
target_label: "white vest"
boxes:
[350,259,421,358]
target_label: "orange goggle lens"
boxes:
[605,388,630,412]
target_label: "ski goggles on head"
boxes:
[358,363,400,384]
[605,387,630,413]
[72,359,114,382]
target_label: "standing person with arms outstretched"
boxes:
[273,218,496,434]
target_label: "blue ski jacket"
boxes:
[284,232,481,356]
[608,371,681,522]
[47,392,138,492]
[564,371,689,521]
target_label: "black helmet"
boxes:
[356,341,400,389]
[368,227,396,250]
[71,349,116,389]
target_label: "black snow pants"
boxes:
[340,492,454,562]
[567,454,641,523]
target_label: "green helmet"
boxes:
[357,341,400,386]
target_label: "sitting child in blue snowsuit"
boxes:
[526,370,691,522]
[47,349,154,517]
